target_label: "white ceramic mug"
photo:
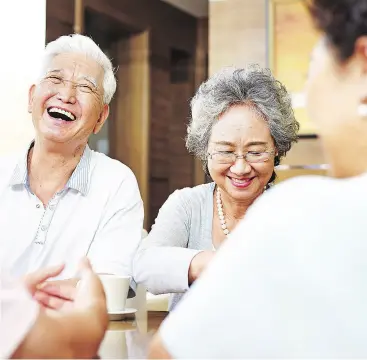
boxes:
[99,275,130,313]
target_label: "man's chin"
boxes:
[38,132,73,145]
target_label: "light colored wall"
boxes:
[209,0,326,168]
[0,0,46,155]
[209,0,267,74]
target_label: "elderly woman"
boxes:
[149,0,367,358]
[133,65,299,308]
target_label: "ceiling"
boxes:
[160,0,208,17]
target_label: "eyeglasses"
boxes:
[44,75,99,95]
[208,150,275,164]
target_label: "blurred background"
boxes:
[1,0,326,229]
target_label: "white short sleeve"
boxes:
[0,274,39,359]
[159,175,367,358]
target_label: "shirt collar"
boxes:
[9,142,92,196]
[67,145,92,195]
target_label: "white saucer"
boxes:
[108,308,137,321]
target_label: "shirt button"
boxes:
[36,204,40,209]
[41,225,47,231]
[49,205,55,211]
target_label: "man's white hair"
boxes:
[40,34,117,104]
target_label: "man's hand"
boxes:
[188,251,215,284]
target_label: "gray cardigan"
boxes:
[133,182,216,309]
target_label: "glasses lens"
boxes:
[246,152,270,163]
[212,153,235,164]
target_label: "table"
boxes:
[99,311,168,359]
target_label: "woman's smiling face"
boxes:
[207,104,276,203]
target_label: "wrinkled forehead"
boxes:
[45,53,104,86]
[209,105,273,146]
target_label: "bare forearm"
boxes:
[12,306,107,359]
[149,334,172,359]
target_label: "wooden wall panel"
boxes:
[150,179,170,228]
[112,32,150,227]
[82,0,197,53]
[150,66,171,181]
[46,0,74,42]
[169,81,194,193]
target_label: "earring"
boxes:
[357,104,367,117]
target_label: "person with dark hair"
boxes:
[133,65,299,310]
[148,0,367,357]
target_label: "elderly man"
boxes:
[0,34,143,293]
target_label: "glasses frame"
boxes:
[207,150,276,164]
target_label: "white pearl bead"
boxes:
[216,189,229,236]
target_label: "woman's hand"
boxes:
[23,259,107,328]
[14,258,108,359]
[23,263,77,310]
[188,251,216,284]
[23,263,65,296]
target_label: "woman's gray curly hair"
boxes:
[186,65,299,175]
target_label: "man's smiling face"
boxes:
[28,52,109,146]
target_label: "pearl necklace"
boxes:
[216,187,267,237]
[216,189,229,236]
